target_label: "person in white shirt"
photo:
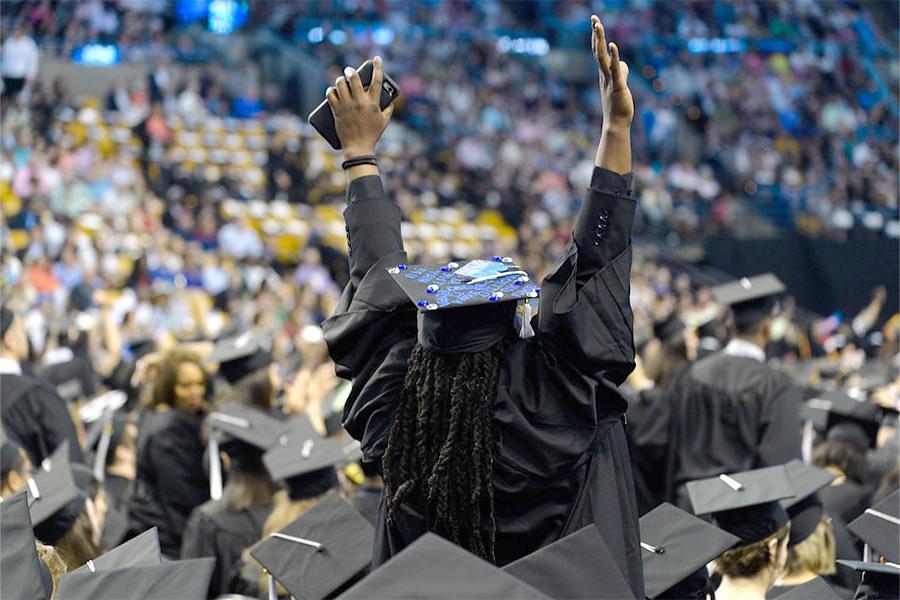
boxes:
[1,22,39,101]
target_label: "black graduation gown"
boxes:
[0,372,85,465]
[626,385,673,516]
[181,499,271,599]
[127,409,209,557]
[662,351,803,506]
[820,482,871,527]
[349,485,383,527]
[322,169,644,597]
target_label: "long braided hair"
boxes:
[382,338,509,561]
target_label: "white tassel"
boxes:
[519,301,535,340]
[267,573,277,600]
[208,437,223,500]
[93,412,113,483]
[801,419,814,464]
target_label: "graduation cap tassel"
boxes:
[267,573,277,600]
[208,437,223,501]
[518,301,535,340]
[93,413,114,483]
[801,419,814,464]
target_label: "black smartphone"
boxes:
[307,59,401,151]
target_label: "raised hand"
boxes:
[327,56,395,159]
[591,15,633,129]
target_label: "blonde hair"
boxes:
[36,542,67,598]
[716,524,791,579]
[785,518,836,577]
[55,511,102,571]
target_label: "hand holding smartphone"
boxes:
[308,59,401,150]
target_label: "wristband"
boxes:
[341,155,377,170]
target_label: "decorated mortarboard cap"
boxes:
[387,259,539,353]
[771,576,843,600]
[206,331,274,384]
[686,465,795,545]
[1,491,51,600]
[847,490,899,563]
[712,273,785,329]
[70,527,161,575]
[780,460,837,547]
[340,532,548,599]
[27,444,87,544]
[249,493,374,600]
[835,560,900,598]
[639,502,740,599]
[263,431,342,500]
[501,524,635,599]
[56,557,215,600]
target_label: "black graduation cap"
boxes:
[55,557,215,600]
[770,576,843,600]
[69,528,161,575]
[263,423,342,501]
[205,402,287,500]
[387,258,540,353]
[205,330,274,384]
[27,444,87,544]
[207,402,288,452]
[835,560,900,598]
[847,490,899,563]
[1,491,52,600]
[802,390,882,449]
[639,502,740,599]
[780,460,837,548]
[686,465,795,545]
[501,524,635,600]
[249,493,374,600]
[1,430,23,480]
[340,532,549,599]
[711,273,785,329]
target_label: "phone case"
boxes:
[307,60,401,150]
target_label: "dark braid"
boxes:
[383,338,508,561]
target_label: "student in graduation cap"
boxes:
[127,349,211,557]
[663,274,803,508]
[320,14,643,595]
[0,306,86,465]
[686,466,796,600]
[230,419,345,597]
[180,403,282,598]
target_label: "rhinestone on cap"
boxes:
[417,300,429,308]
[388,267,400,274]
[489,292,505,302]
[501,257,514,263]
[514,276,529,285]
[397,264,408,271]
[440,262,459,272]
[425,303,439,310]
[426,284,439,294]
[492,256,503,262]
[527,288,540,298]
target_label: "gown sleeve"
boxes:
[757,371,803,467]
[180,509,215,560]
[33,382,86,463]
[321,175,417,463]
[148,431,209,542]
[537,167,637,384]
